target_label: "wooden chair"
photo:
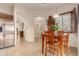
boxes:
[64,32,70,55]
[65,32,70,49]
[58,31,64,56]
[45,31,58,56]
[42,30,53,53]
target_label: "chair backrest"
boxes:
[65,32,70,48]
[58,31,64,36]
[58,31,64,45]
[66,32,70,42]
[45,31,54,45]
[45,30,53,33]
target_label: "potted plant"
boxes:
[50,24,59,31]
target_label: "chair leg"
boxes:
[65,47,72,56]
[45,43,47,56]
[57,43,60,56]
[57,46,60,56]
[49,44,50,52]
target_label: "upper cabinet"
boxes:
[0,12,13,20]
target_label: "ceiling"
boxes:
[0,3,14,7]
[15,3,77,10]
[0,3,77,11]
[15,3,78,16]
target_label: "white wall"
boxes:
[69,33,77,47]
[15,5,34,44]
[0,4,13,15]
[26,5,76,17]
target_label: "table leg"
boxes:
[58,41,64,56]
[60,43,64,56]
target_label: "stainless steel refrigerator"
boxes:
[0,18,15,48]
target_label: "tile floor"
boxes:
[0,38,78,56]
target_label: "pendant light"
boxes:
[53,4,59,18]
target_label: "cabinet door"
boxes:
[5,34,14,47]
[0,34,4,48]
[4,20,15,47]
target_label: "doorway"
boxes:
[34,17,47,42]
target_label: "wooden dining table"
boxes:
[42,32,65,56]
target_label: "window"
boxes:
[62,13,71,32]
[55,10,76,33]
[55,15,63,30]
